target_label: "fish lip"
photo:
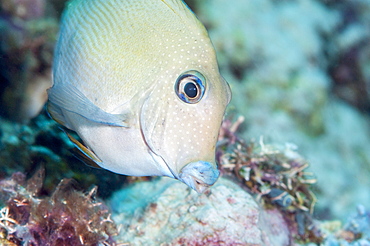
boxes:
[178,161,220,193]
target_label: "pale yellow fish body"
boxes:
[48,0,231,192]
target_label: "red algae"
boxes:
[217,117,322,243]
[0,168,118,246]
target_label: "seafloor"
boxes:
[0,0,369,245]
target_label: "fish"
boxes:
[47,0,231,193]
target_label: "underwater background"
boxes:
[0,0,369,245]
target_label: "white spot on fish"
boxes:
[48,0,231,193]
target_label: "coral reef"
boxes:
[326,0,370,112]
[216,118,370,245]
[111,177,291,246]
[303,205,370,245]
[0,0,369,245]
[0,169,118,245]
[194,0,370,221]
[0,0,58,122]
[1,0,46,20]
[219,119,317,213]
[0,113,127,198]
[217,118,321,243]
[108,115,370,245]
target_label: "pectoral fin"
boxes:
[47,100,69,127]
[47,84,128,127]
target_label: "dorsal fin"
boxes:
[160,0,206,29]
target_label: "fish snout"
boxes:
[178,161,220,193]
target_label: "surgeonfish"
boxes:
[47,0,231,193]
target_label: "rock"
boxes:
[111,177,291,246]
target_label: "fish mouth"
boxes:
[178,161,220,193]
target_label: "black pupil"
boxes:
[184,82,197,98]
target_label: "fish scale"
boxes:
[48,0,231,193]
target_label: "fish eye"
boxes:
[175,70,206,104]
